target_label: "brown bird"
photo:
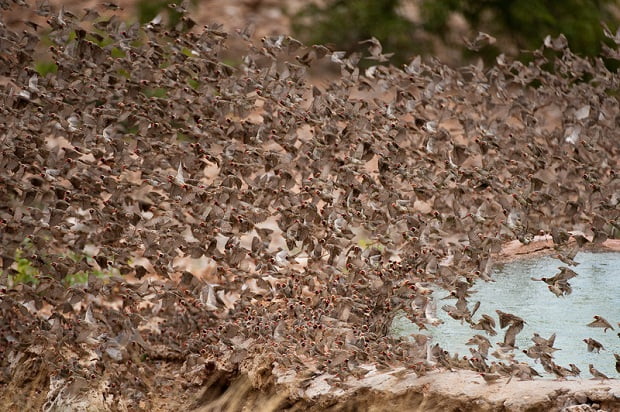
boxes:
[568,363,581,377]
[491,346,515,362]
[551,279,572,296]
[466,334,492,358]
[508,362,541,381]
[547,283,565,297]
[552,247,580,266]
[496,310,525,349]
[502,321,525,349]
[531,332,556,348]
[583,338,605,353]
[471,314,497,336]
[531,266,578,285]
[587,315,614,332]
[550,228,571,246]
[614,353,620,374]
[548,361,571,380]
[479,372,502,384]
[572,234,590,248]
[496,310,525,329]
[522,345,544,361]
[588,364,609,380]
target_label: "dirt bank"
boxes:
[287,369,620,412]
[496,235,620,263]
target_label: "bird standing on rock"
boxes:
[479,372,502,384]
[548,361,572,380]
[531,332,556,348]
[589,364,609,380]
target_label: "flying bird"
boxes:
[583,338,605,353]
[587,315,615,332]
[471,314,497,336]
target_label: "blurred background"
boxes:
[4,0,620,66]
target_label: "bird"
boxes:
[358,37,394,62]
[507,362,541,381]
[531,266,578,285]
[1,0,619,395]
[550,228,571,246]
[531,332,556,348]
[614,354,620,374]
[465,32,496,52]
[466,334,491,358]
[479,372,502,384]
[555,266,578,281]
[495,310,525,349]
[552,247,580,266]
[587,315,615,332]
[502,321,524,349]
[555,279,572,296]
[583,338,605,353]
[495,310,525,329]
[547,283,562,297]
[491,346,515,362]
[471,314,497,336]
[588,364,609,380]
[441,302,471,323]
[568,363,581,377]
[522,346,544,361]
[548,361,572,380]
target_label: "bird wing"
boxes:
[503,324,521,348]
[547,333,556,347]
[482,314,496,328]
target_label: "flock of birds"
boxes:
[0,1,619,407]
[409,254,620,383]
[466,309,619,382]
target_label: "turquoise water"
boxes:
[392,252,620,378]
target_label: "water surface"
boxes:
[392,252,620,378]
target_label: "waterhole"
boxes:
[392,252,620,378]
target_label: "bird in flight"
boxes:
[587,315,615,332]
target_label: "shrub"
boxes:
[294,0,619,64]
[136,0,195,26]
[420,0,618,59]
[10,249,39,286]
